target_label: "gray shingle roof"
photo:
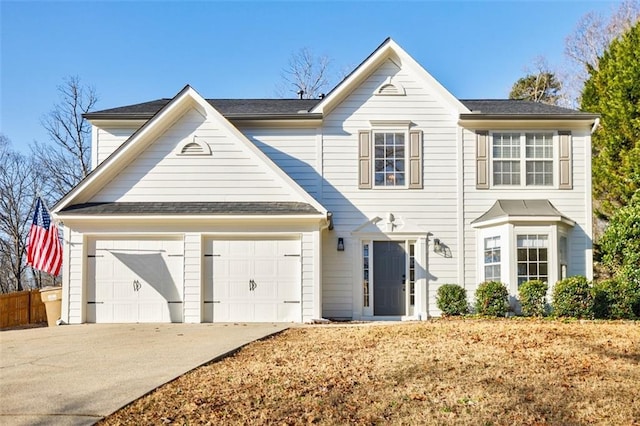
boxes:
[471,200,574,225]
[460,99,588,115]
[85,97,595,120]
[59,202,322,216]
[84,99,322,119]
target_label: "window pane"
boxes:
[373,132,407,187]
[539,263,548,275]
[517,234,549,284]
[539,249,547,261]
[483,236,501,281]
[494,161,520,185]
[526,160,553,186]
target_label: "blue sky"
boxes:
[1,1,620,151]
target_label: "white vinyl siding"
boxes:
[94,125,141,168]
[90,109,301,203]
[320,58,459,318]
[65,228,84,324]
[240,128,320,200]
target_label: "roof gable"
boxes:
[54,86,327,216]
[311,38,469,116]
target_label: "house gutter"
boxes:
[458,113,600,121]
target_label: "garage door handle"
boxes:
[249,279,257,291]
[133,280,141,291]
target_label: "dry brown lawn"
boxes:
[102,319,640,425]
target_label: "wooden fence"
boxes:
[0,289,47,329]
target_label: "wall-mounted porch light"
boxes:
[337,237,345,251]
[433,238,442,253]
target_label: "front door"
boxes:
[373,241,406,316]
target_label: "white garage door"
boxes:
[203,238,301,322]
[86,238,184,323]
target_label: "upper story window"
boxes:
[374,132,406,186]
[358,126,423,190]
[492,132,554,187]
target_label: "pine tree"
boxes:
[581,22,640,221]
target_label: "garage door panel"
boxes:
[112,302,137,323]
[254,303,277,322]
[252,278,277,299]
[88,238,183,323]
[279,303,300,322]
[205,238,301,323]
[227,259,251,277]
[228,279,251,299]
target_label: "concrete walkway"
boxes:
[0,323,289,425]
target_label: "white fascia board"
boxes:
[56,214,327,223]
[458,118,596,130]
[88,119,147,128]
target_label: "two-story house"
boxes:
[52,39,597,323]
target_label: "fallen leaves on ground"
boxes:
[101,319,640,425]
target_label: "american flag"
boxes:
[26,198,63,275]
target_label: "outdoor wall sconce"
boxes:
[337,237,345,251]
[433,238,442,253]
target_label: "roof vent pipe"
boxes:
[297,90,304,99]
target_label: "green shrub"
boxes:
[552,276,593,318]
[475,281,509,317]
[593,278,640,319]
[518,280,548,317]
[436,284,468,316]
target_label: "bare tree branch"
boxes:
[36,76,98,201]
[276,48,334,99]
[0,139,39,292]
[563,0,640,105]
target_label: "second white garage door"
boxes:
[203,238,301,322]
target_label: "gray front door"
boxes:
[373,241,406,316]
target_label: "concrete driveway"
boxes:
[0,323,289,425]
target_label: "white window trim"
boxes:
[489,131,559,189]
[483,235,502,282]
[510,225,558,295]
[369,123,411,189]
